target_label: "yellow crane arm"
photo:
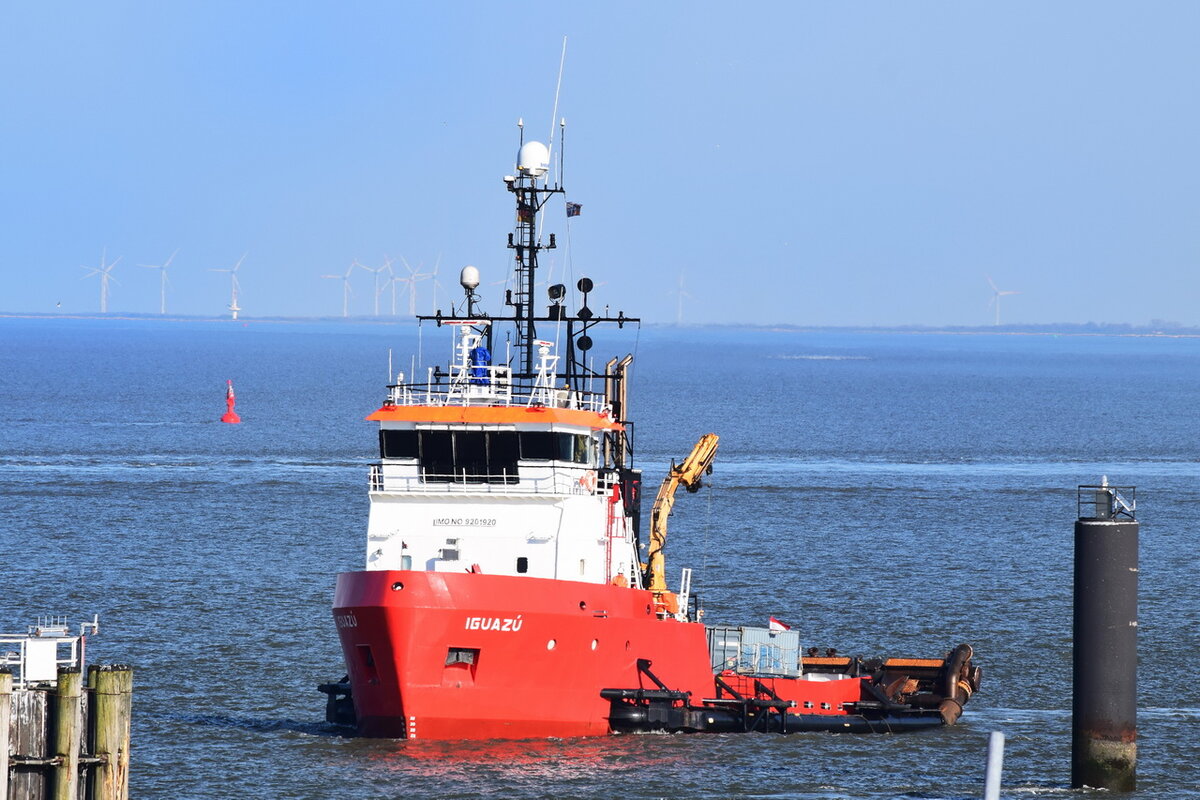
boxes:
[645,433,719,593]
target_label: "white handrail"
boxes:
[383,379,610,414]
[369,464,602,496]
[0,617,95,688]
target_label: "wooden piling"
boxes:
[89,665,132,800]
[52,667,83,800]
[1,669,11,800]
[11,682,49,799]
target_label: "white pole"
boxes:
[984,730,1005,800]
[547,36,567,165]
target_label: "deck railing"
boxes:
[368,464,617,497]
[385,366,610,414]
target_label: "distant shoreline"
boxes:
[2,312,1198,338]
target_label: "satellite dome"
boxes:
[460,265,480,290]
[517,141,550,177]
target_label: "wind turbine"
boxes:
[668,271,691,326]
[427,255,447,314]
[378,256,398,316]
[80,248,121,313]
[481,274,512,317]
[986,275,1020,326]
[209,254,245,320]
[139,249,178,314]
[396,256,432,316]
[359,258,391,316]
[321,261,357,317]
[378,258,407,316]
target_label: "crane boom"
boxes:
[644,433,720,594]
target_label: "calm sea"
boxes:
[2,317,1198,799]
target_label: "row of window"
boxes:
[379,429,595,483]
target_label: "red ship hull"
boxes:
[333,570,717,740]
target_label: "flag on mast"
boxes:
[566,202,582,217]
[768,616,790,632]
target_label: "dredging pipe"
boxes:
[1072,480,1137,791]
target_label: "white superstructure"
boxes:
[364,324,641,587]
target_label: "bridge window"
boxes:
[422,431,455,479]
[491,431,519,470]
[520,431,558,461]
[418,430,519,484]
[519,432,594,464]
[391,428,593,480]
[379,429,419,459]
[456,431,487,478]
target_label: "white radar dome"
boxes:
[517,141,551,177]
[460,265,480,290]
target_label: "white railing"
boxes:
[369,465,616,497]
[0,616,98,688]
[385,372,610,415]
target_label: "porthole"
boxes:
[391,582,404,591]
[547,639,557,650]
[590,639,598,651]
[579,601,588,611]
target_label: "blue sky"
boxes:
[2,2,1197,326]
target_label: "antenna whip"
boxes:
[548,36,567,174]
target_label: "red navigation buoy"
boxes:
[221,379,241,424]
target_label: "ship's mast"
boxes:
[506,130,562,377]
[418,125,639,456]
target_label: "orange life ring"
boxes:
[579,470,597,493]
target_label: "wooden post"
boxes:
[117,666,132,800]
[11,684,48,799]
[1,669,12,800]
[52,667,83,800]
[90,665,132,800]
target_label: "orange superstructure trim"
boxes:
[366,404,624,430]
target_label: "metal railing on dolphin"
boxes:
[1077,483,1136,520]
